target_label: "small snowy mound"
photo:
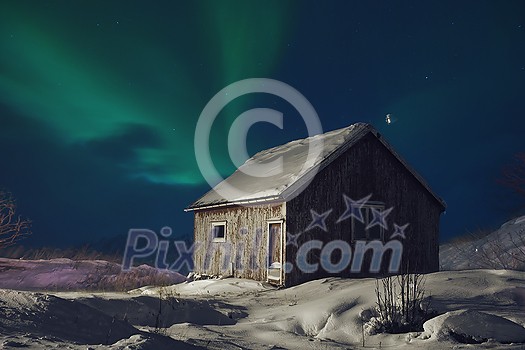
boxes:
[136,278,268,297]
[422,309,525,344]
[0,289,138,344]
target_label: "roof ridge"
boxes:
[186,122,446,211]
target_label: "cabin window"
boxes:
[211,221,227,242]
[352,205,385,241]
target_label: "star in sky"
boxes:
[366,207,394,231]
[306,209,333,232]
[390,223,409,239]
[336,194,372,224]
[286,231,301,247]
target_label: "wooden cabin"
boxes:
[185,123,445,287]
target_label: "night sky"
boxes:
[1,1,524,248]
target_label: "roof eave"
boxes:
[184,195,285,212]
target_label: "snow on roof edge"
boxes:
[187,122,446,211]
[187,123,365,210]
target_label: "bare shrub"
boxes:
[153,286,180,335]
[500,152,525,199]
[364,272,436,334]
[0,191,31,248]
[0,244,121,262]
[476,230,525,271]
[104,267,177,292]
[448,222,525,271]
[449,228,492,245]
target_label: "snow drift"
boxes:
[422,309,525,344]
[440,215,525,270]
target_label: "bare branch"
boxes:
[0,191,31,249]
[499,152,525,198]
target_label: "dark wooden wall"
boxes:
[193,203,285,281]
[285,133,443,286]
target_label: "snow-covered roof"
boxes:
[187,123,446,211]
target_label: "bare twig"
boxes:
[373,271,430,333]
[0,191,31,248]
[500,153,525,198]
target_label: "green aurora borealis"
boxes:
[0,1,290,185]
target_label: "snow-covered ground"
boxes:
[441,215,525,270]
[1,270,524,349]
[1,216,525,349]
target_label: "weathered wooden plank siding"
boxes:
[285,133,443,286]
[193,203,285,281]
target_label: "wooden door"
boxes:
[267,222,282,282]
